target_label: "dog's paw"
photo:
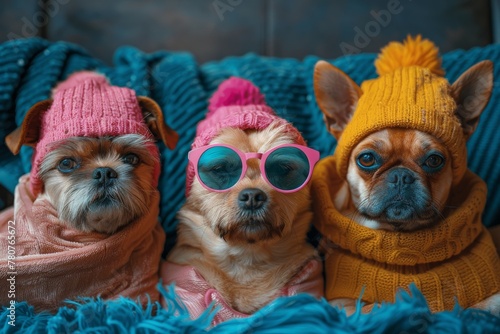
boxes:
[469,292,500,317]
[329,298,375,316]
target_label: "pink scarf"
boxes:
[0,175,165,311]
[161,258,323,325]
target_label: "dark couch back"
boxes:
[0,0,494,64]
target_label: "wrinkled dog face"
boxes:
[189,122,311,245]
[313,59,494,233]
[39,134,157,234]
[347,129,452,231]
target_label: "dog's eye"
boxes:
[58,158,79,173]
[123,153,140,166]
[424,154,444,170]
[357,153,376,167]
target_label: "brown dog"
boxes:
[0,71,177,311]
[5,72,177,233]
[312,36,500,316]
[162,77,323,325]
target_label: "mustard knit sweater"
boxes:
[312,156,500,312]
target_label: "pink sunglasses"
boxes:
[188,144,320,193]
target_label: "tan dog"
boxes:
[312,36,500,316]
[162,77,323,325]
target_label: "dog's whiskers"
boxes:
[40,135,156,234]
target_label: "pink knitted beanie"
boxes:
[30,71,160,196]
[185,77,306,195]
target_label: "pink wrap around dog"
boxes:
[162,259,322,324]
[0,175,165,311]
[0,72,172,311]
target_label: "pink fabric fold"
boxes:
[0,175,165,311]
[161,258,323,325]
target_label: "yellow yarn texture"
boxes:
[312,156,500,312]
[334,35,466,185]
[375,35,445,76]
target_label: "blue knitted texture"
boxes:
[1,39,500,230]
[2,284,499,333]
[1,39,500,332]
[1,39,499,231]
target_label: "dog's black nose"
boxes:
[93,167,118,186]
[387,168,415,185]
[238,188,267,210]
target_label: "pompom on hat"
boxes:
[185,77,306,195]
[333,35,467,185]
[312,37,499,311]
[6,71,178,196]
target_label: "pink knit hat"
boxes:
[185,77,306,195]
[30,71,160,195]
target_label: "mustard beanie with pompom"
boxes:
[334,35,466,185]
[313,35,500,313]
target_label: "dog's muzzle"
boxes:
[218,188,284,243]
[368,167,432,222]
[93,167,118,188]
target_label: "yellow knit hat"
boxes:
[334,35,466,185]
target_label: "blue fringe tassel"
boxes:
[1,284,213,334]
[2,284,499,333]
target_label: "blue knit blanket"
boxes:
[1,38,500,333]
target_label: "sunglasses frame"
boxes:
[188,143,320,193]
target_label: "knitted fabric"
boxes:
[312,155,500,312]
[1,37,500,331]
[161,258,323,326]
[185,76,306,195]
[29,71,160,196]
[0,175,165,312]
[2,39,500,235]
[3,285,500,333]
[334,36,466,185]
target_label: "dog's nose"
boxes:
[238,188,268,210]
[93,167,118,186]
[387,168,415,185]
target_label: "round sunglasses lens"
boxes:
[265,147,310,191]
[197,147,242,190]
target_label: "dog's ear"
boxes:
[314,60,362,140]
[450,60,493,140]
[5,99,52,155]
[137,96,179,150]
